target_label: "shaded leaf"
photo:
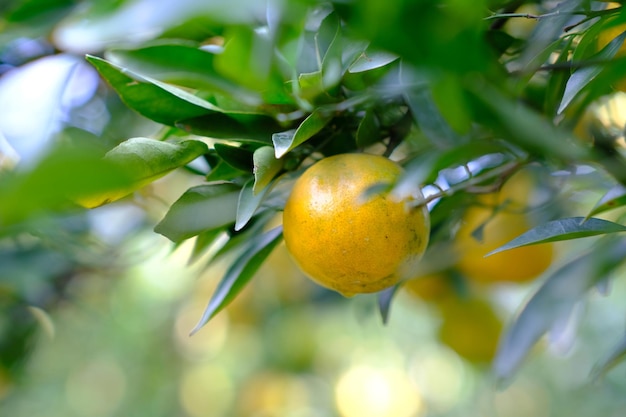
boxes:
[154,183,240,242]
[356,109,380,148]
[214,143,254,172]
[487,217,626,256]
[205,160,249,182]
[405,86,462,147]
[176,112,283,143]
[273,109,332,157]
[190,226,283,334]
[493,237,626,384]
[253,146,284,193]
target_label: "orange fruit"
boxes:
[282,153,430,296]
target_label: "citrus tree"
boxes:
[2,0,626,385]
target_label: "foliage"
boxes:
[3,0,626,386]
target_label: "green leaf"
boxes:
[378,285,400,325]
[154,183,240,242]
[205,160,249,182]
[253,146,284,193]
[348,51,398,73]
[75,137,209,208]
[0,145,134,227]
[273,110,332,157]
[470,83,590,163]
[587,185,626,218]
[86,55,222,126]
[213,143,254,172]
[356,109,380,148]
[176,112,283,144]
[557,31,626,114]
[590,333,626,380]
[493,237,626,385]
[486,217,626,256]
[190,226,283,334]
[105,42,260,104]
[234,178,272,231]
[406,86,462,147]
[188,227,227,265]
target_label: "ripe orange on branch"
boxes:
[282,153,430,296]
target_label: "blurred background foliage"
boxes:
[2,0,626,416]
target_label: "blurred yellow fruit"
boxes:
[437,297,503,364]
[403,273,454,303]
[283,153,430,296]
[455,170,554,284]
[502,4,540,39]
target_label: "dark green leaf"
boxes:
[273,109,332,157]
[86,55,221,126]
[356,109,380,148]
[154,183,240,242]
[213,143,254,172]
[190,226,283,334]
[406,86,462,147]
[493,237,626,385]
[176,112,283,144]
[487,217,626,256]
[205,160,249,182]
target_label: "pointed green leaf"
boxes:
[378,285,400,325]
[106,42,259,103]
[253,146,284,193]
[154,183,240,242]
[86,55,221,126]
[493,237,626,385]
[234,178,272,231]
[588,185,626,218]
[487,217,626,256]
[190,226,283,334]
[205,160,249,182]
[557,31,626,114]
[273,110,332,157]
